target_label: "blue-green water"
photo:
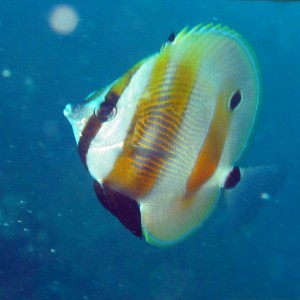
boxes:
[0,1,299,299]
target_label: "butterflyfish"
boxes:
[64,24,287,247]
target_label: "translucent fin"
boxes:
[224,164,289,230]
[140,184,220,247]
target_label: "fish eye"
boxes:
[229,89,242,111]
[94,104,117,122]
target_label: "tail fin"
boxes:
[224,164,289,229]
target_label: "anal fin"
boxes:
[93,180,142,237]
[141,184,220,247]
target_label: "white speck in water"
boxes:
[260,192,271,200]
[2,69,12,78]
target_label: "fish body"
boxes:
[64,24,287,247]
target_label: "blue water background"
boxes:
[0,0,299,299]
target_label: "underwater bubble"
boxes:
[49,4,79,35]
[260,192,271,200]
[23,76,38,96]
[2,68,12,78]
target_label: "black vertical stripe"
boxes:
[78,115,102,168]
[100,91,119,107]
[77,91,120,168]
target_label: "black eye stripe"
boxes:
[102,91,119,107]
[78,114,101,169]
[93,90,120,122]
[78,91,120,167]
[95,104,117,122]
[99,105,114,116]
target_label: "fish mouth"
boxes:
[63,103,85,121]
[64,103,72,118]
[63,103,74,120]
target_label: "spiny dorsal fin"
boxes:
[161,23,242,51]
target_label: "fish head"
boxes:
[63,87,124,145]
[63,100,94,145]
[63,85,137,183]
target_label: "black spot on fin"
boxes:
[224,164,289,230]
[93,180,142,238]
[167,32,176,43]
[224,166,241,189]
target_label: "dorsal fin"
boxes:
[162,23,242,51]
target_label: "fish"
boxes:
[64,24,288,247]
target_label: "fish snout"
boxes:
[63,103,85,122]
[63,103,74,120]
